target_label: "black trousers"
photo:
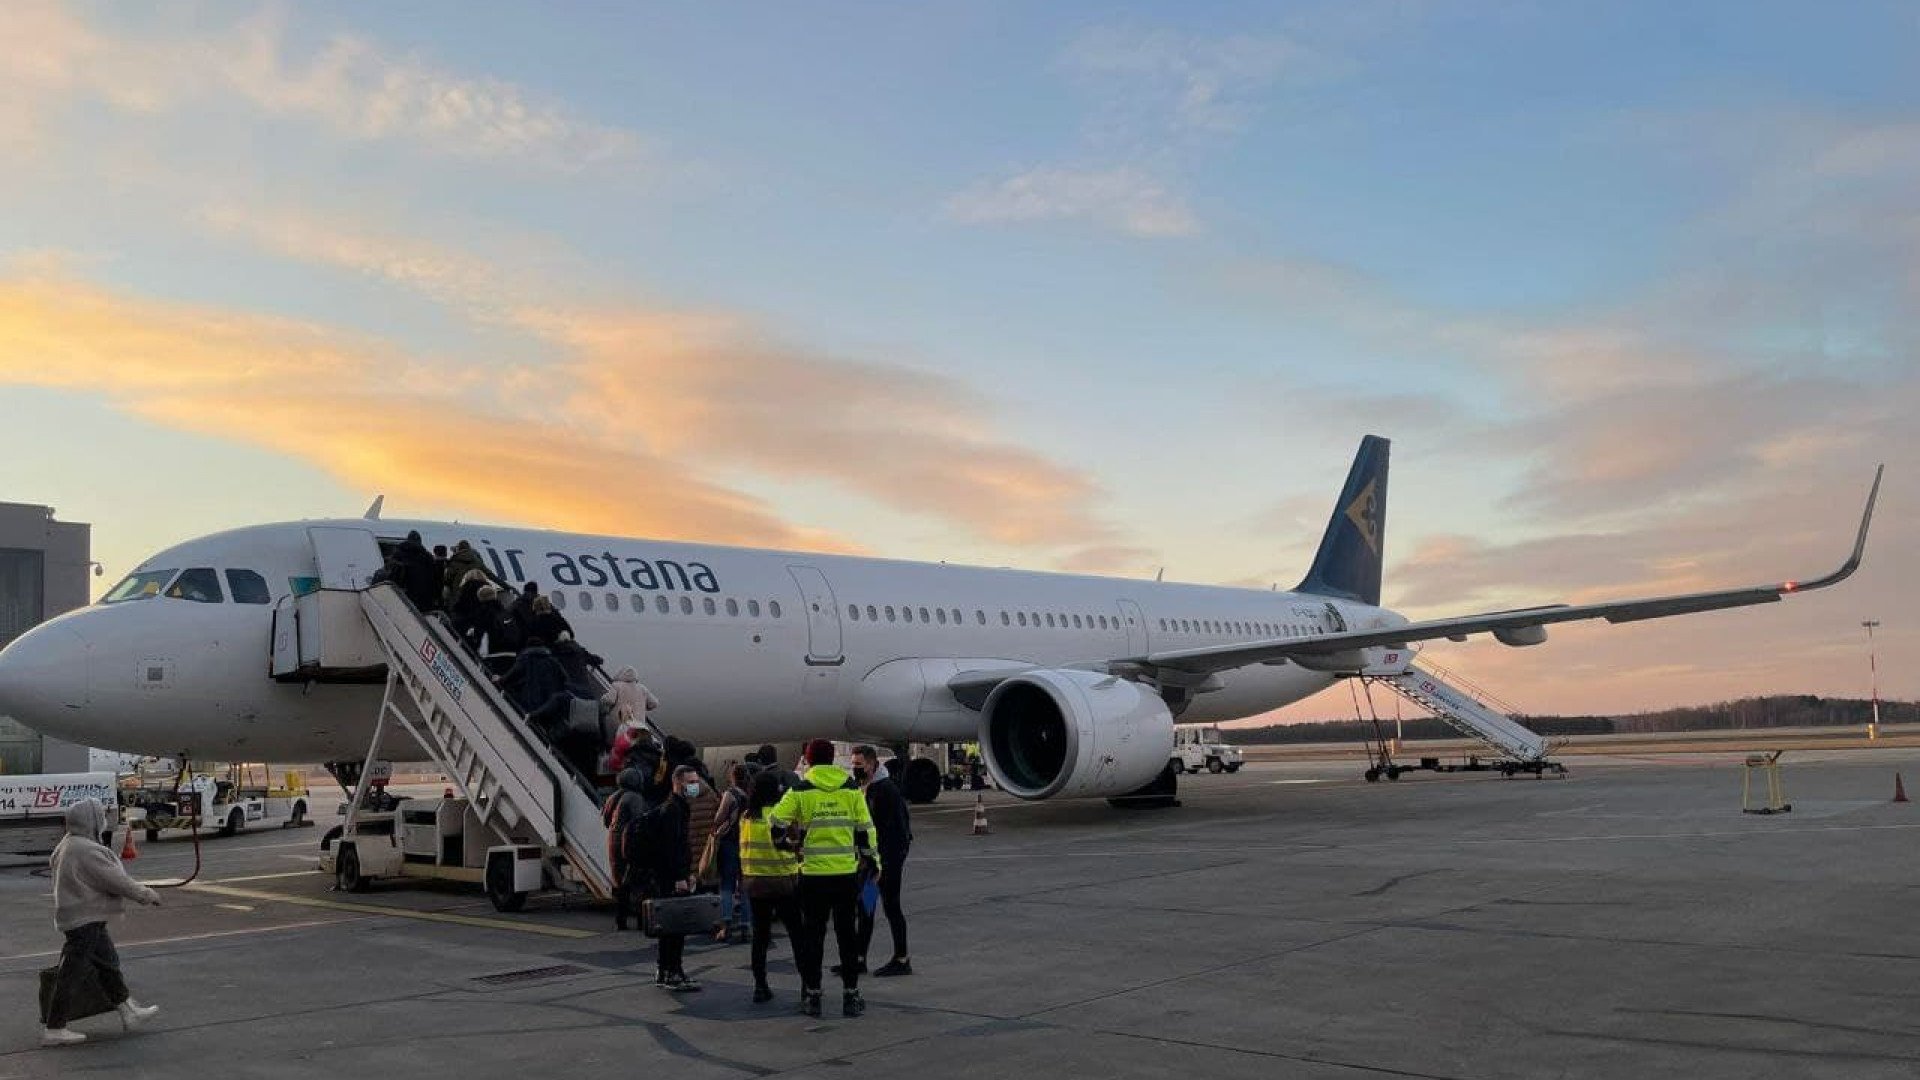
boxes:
[48,922,128,1028]
[796,874,861,992]
[657,932,685,974]
[748,892,804,987]
[856,855,908,961]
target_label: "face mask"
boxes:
[682,782,701,798]
[852,767,869,784]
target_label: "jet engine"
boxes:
[978,668,1175,800]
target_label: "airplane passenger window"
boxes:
[976,610,986,625]
[225,569,271,605]
[103,569,179,604]
[749,599,762,617]
[866,605,877,621]
[1045,613,1055,628]
[902,607,913,623]
[1158,619,1166,631]
[1017,612,1027,627]
[657,595,671,614]
[728,598,740,617]
[846,604,858,620]
[579,592,594,612]
[1072,614,1083,628]
[769,600,782,618]
[1000,611,1010,626]
[632,593,645,612]
[885,606,896,622]
[680,597,694,614]
[952,609,963,624]
[165,568,223,604]
[918,607,930,623]
[703,597,717,616]
[936,608,947,625]
[606,593,620,612]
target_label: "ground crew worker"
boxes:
[771,738,875,1018]
[739,770,803,1003]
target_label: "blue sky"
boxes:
[0,0,1913,716]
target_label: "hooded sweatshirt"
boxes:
[51,800,157,932]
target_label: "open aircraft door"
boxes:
[309,527,383,591]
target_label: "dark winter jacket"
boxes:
[530,609,574,646]
[550,639,603,698]
[497,646,568,713]
[604,767,652,880]
[865,774,913,865]
[639,792,691,896]
[443,543,486,598]
[388,538,441,613]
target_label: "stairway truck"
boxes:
[321,794,585,912]
[1171,725,1244,774]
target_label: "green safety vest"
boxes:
[771,766,872,876]
[738,815,798,878]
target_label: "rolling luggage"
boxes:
[642,893,721,937]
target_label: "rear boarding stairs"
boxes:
[271,525,641,912]
[1356,660,1565,781]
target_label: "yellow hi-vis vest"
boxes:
[771,767,872,876]
[739,815,798,878]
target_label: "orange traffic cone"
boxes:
[120,827,138,861]
[970,794,990,836]
[1895,773,1909,804]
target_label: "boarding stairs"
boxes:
[1377,662,1551,765]
[355,583,617,899]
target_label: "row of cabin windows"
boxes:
[1158,617,1315,638]
[549,589,784,621]
[844,605,1133,631]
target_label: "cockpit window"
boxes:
[102,569,177,604]
[226,569,272,605]
[165,568,224,604]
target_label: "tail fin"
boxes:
[1295,435,1389,606]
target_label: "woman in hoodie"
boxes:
[43,799,162,1046]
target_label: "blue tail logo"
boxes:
[1296,435,1390,606]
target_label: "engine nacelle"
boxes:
[978,669,1175,801]
[1493,625,1548,647]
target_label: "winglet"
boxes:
[1783,464,1882,594]
[363,495,385,521]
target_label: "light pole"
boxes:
[1863,620,1882,740]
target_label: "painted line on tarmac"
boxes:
[0,917,358,961]
[1444,822,1920,845]
[1269,779,1335,785]
[182,883,597,939]
[212,870,321,884]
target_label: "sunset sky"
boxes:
[0,1,1912,720]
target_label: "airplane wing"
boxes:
[950,464,1881,701]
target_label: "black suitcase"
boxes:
[642,893,720,937]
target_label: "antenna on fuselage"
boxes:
[363,495,385,521]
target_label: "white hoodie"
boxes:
[50,800,157,932]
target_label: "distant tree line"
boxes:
[1223,695,1918,745]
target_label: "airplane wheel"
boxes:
[220,809,243,837]
[1364,768,1380,782]
[1225,763,1242,773]
[336,846,367,893]
[1386,768,1401,781]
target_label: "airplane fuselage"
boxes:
[0,518,1401,762]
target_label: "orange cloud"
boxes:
[0,274,848,551]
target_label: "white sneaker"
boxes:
[41,1027,86,1046]
[119,1000,160,1029]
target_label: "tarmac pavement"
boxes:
[4,750,1920,1079]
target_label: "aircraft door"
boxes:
[308,527,383,591]
[1118,599,1148,654]
[787,565,844,665]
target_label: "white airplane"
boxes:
[0,437,1881,805]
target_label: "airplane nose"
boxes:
[0,622,91,727]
